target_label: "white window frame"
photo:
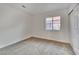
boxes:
[45,16,61,31]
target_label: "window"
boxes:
[46,16,60,31]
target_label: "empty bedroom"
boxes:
[0,3,79,55]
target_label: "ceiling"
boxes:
[8,3,75,15]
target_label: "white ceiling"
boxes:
[8,3,75,15]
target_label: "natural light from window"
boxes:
[46,16,60,31]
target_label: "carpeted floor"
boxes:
[0,37,74,55]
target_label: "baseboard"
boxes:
[31,35,70,44]
[0,35,32,49]
[0,35,74,54]
[0,35,70,48]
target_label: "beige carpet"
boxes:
[0,37,74,55]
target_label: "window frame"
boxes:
[45,16,61,31]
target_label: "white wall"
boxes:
[31,10,70,43]
[70,5,79,54]
[0,4,70,48]
[0,4,32,48]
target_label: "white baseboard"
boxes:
[32,35,70,44]
[0,35,32,49]
[0,35,70,48]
